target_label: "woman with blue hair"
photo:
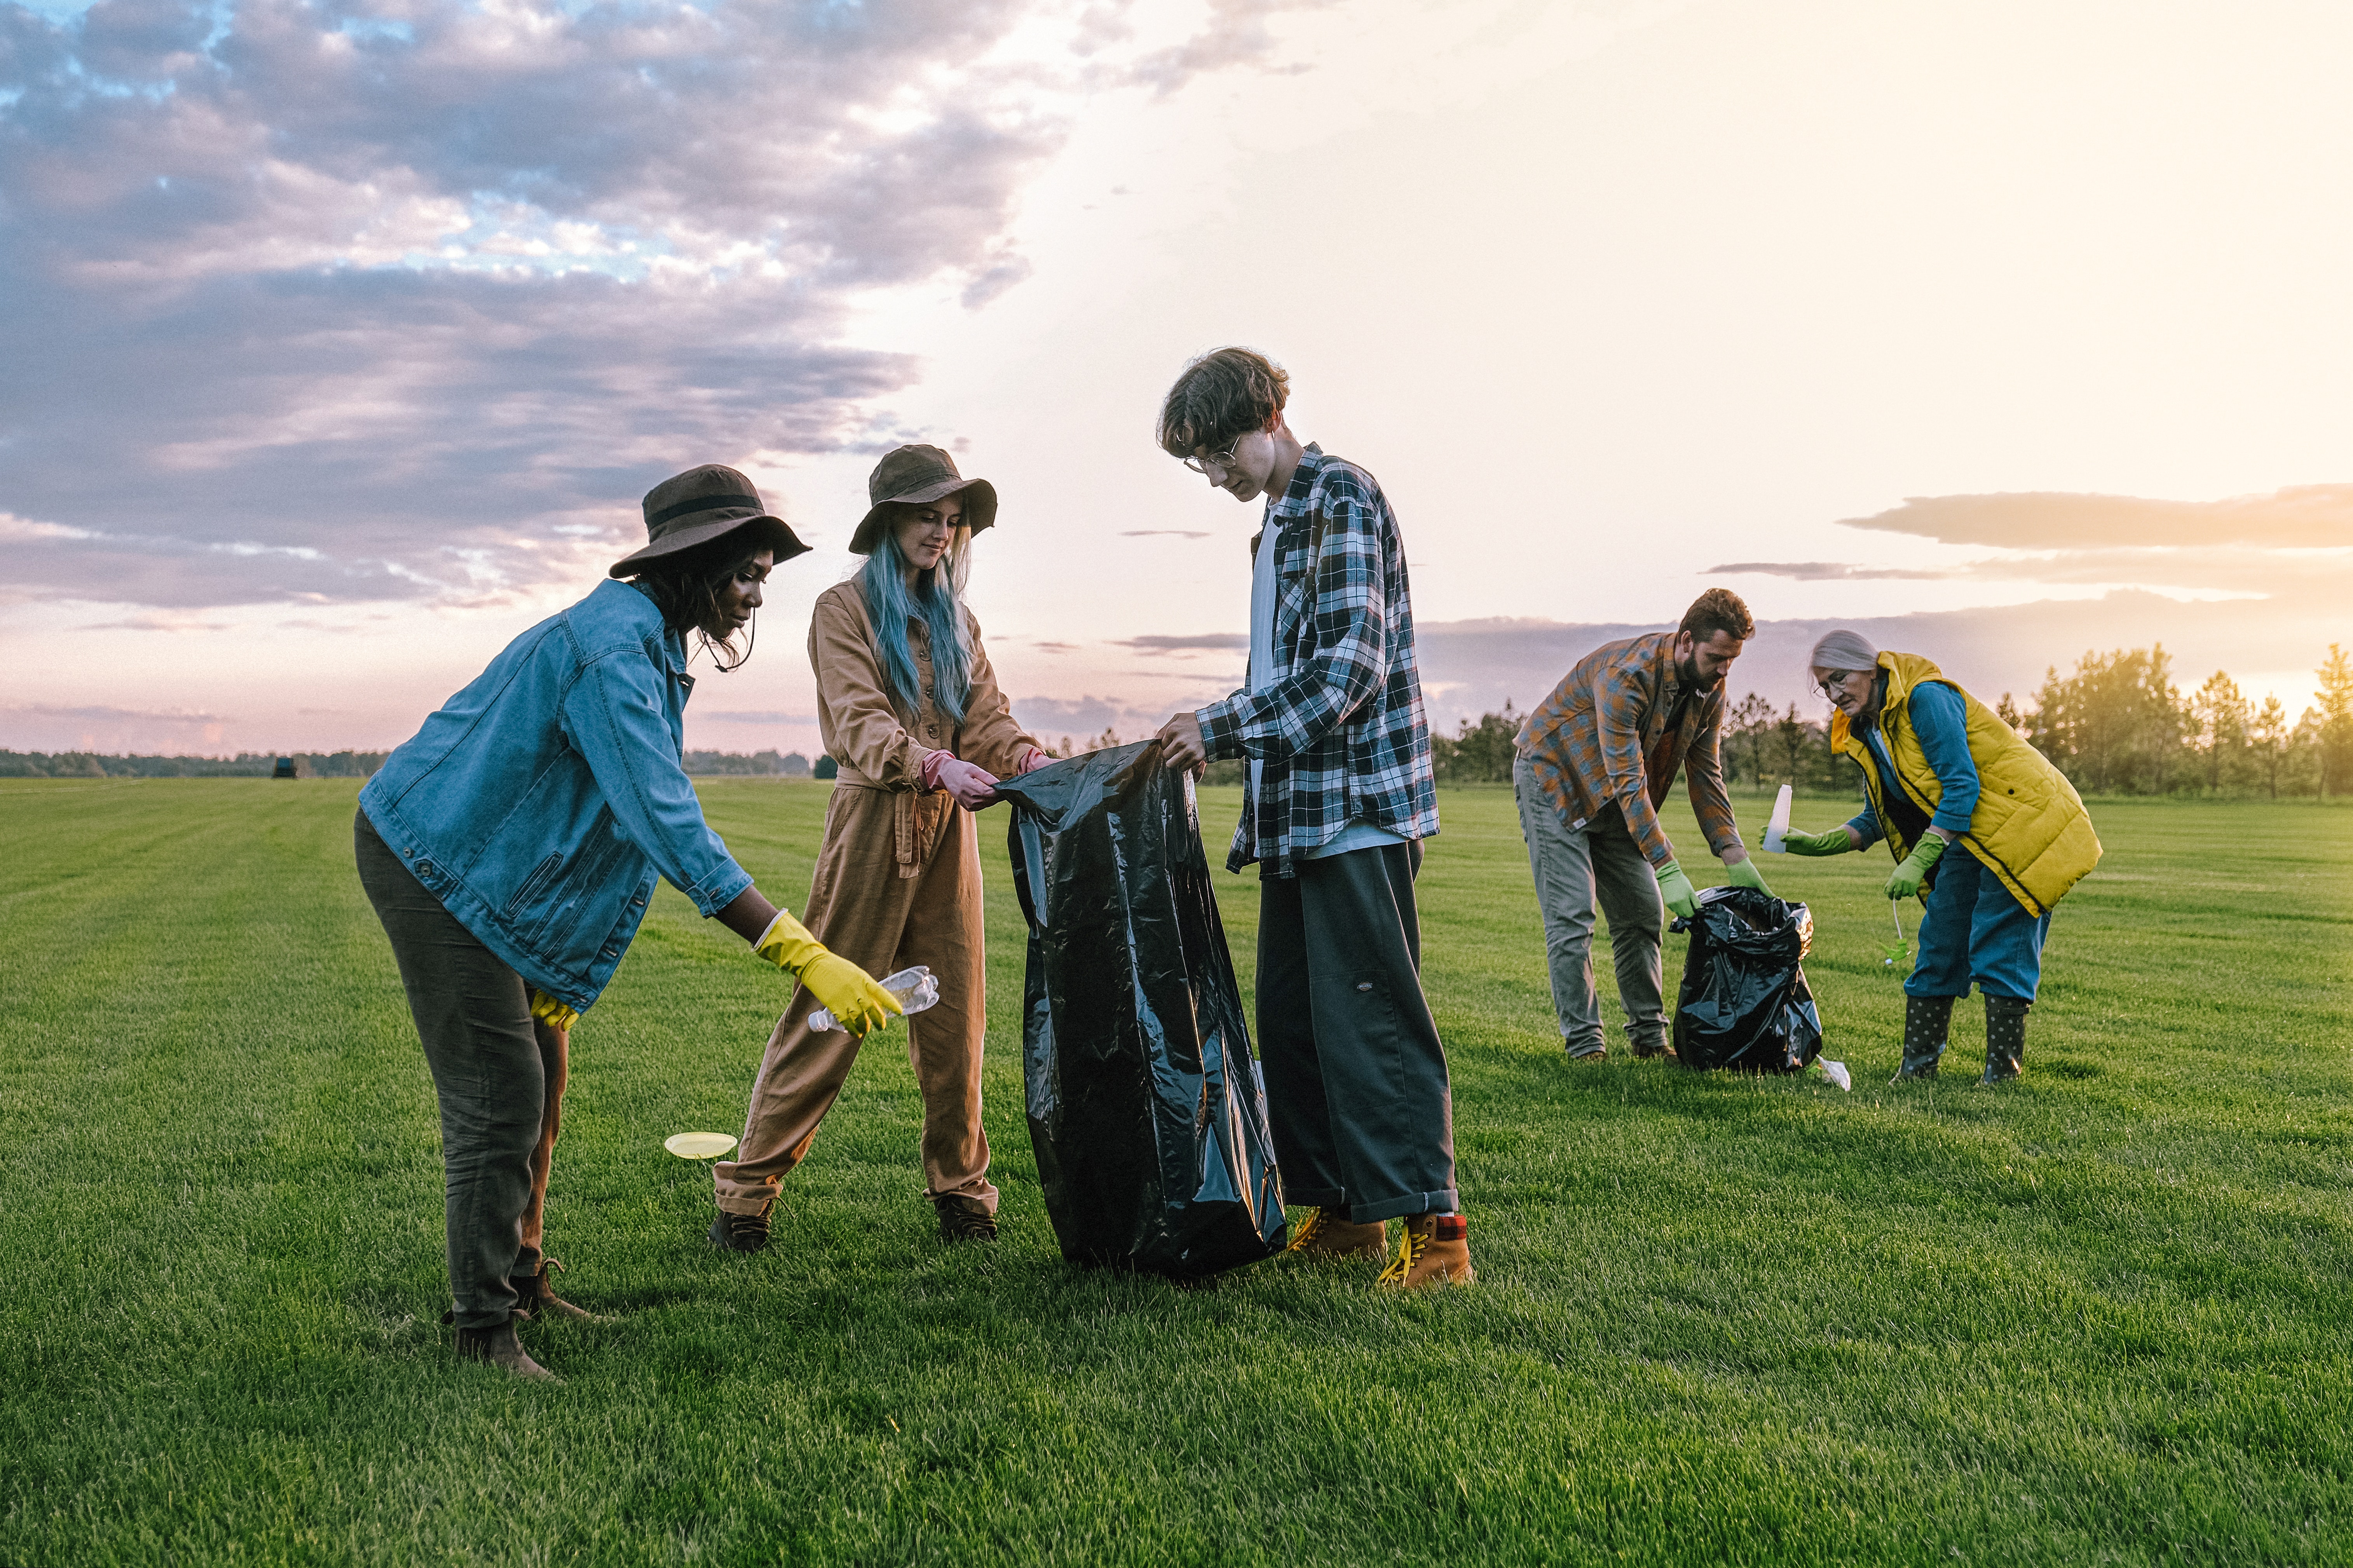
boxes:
[710,446,1047,1251]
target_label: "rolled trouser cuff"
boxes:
[1349,1188,1462,1225]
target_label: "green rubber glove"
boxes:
[1721,855,1773,896]
[755,910,904,1036]
[1779,826,1854,857]
[1656,859,1699,920]
[1883,833,1948,901]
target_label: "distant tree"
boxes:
[1431,702,1518,784]
[780,752,811,777]
[2186,671,2251,796]
[2288,710,2325,796]
[2315,643,2353,798]
[813,755,839,781]
[2249,695,2291,800]
[1994,693,2025,732]
[1728,693,1774,792]
[2026,645,2186,794]
[1771,703,1816,788]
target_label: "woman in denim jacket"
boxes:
[356,464,901,1381]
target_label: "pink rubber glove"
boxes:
[933,755,1000,809]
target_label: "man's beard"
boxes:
[1677,654,1725,692]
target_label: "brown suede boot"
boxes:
[1375,1213,1474,1289]
[509,1259,612,1324]
[1285,1206,1389,1261]
[708,1206,771,1253]
[449,1314,558,1382]
[935,1194,999,1243]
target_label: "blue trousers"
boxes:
[1905,848,2051,1002]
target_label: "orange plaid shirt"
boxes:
[1514,632,1744,870]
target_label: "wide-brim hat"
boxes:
[609,464,811,578]
[848,444,998,556]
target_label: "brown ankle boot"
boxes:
[450,1315,558,1382]
[1375,1213,1474,1289]
[509,1259,612,1324]
[935,1194,999,1243]
[1285,1206,1388,1260]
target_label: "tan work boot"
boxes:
[450,1315,558,1382]
[1286,1206,1388,1261]
[1375,1213,1474,1289]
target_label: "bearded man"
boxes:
[1513,589,1772,1061]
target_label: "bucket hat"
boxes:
[848,444,998,556]
[609,464,810,578]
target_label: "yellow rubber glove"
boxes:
[1655,859,1699,920]
[528,989,579,1033]
[755,910,903,1037]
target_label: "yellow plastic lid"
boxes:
[663,1131,738,1159]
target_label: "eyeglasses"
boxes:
[1180,437,1244,476]
[1814,670,1869,701]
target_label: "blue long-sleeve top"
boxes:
[1845,680,1980,848]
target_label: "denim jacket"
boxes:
[359,579,754,1010]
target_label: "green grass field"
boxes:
[3,779,2349,1565]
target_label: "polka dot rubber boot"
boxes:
[1891,993,1955,1083]
[1981,994,2029,1085]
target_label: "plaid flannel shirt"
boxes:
[1197,446,1440,877]
[1515,632,1743,870]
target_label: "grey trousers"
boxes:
[1256,841,1459,1224]
[356,810,563,1329]
[1512,754,1667,1056]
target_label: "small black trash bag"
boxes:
[1670,885,1824,1073]
[996,741,1286,1278]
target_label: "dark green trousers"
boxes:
[1255,841,1459,1225]
[356,811,556,1329]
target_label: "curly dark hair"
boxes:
[628,536,766,672]
[1679,587,1755,645]
[1156,346,1290,459]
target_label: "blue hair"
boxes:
[859,531,973,727]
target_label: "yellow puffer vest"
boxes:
[1830,652,2101,916]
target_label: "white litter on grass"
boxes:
[1762,783,1793,853]
[664,1132,737,1159]
[1816,1059,1852,1092]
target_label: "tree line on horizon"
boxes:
[1427,643,2353,801]
[7,645,2346,799]
[0,747,829,780]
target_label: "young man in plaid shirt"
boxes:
[1152,347,1469,1289]
[1513,589,1774,1060]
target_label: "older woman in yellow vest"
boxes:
[1779,631,2100,1085]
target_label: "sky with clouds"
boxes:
[3,0,2348,758]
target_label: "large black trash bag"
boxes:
[995,741,1287,1277]
[1670,885,1824,1073]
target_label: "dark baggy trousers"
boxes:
[355,810,566,1329]
[1255,840,1458,1225]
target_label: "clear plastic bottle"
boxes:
[808,965,940,1032]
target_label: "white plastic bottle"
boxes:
[808,965,941,1032]
[1762,783,1793,853]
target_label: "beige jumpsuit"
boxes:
[713,582,1041,1217]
